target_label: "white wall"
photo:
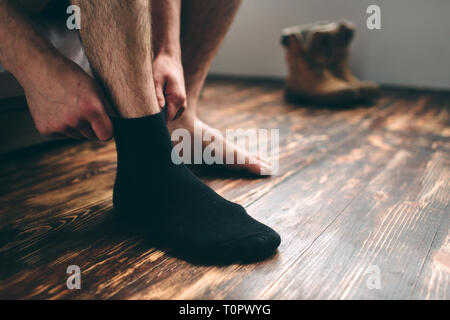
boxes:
[210,0,450,90]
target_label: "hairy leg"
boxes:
[71,0,159,118]
[68,0,280,263]
[180,0,241,115]
[167,0,271,175]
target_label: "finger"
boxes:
[154,79,166,109]
[165,100,179,122]
[172,105,186,121]
[165,96,186,122]
[164,77,187,121]
[90,113,114,141]
[77,120,97,140]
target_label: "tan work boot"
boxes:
[281,22,361,106]
[328,20,381,101]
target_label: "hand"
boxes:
[152,53,187,121]
[22,56,114,141]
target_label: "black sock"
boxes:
[111,112,280,263]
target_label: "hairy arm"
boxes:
[152,0,181,56]
[0,1,60,84]
[0,1,113,140]
[151,0,186,121]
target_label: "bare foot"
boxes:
[151,51,271,175]
[167,114,273,176]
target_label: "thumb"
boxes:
[154,79,166,109]
[164,78,186,121]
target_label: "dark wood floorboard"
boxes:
[0,78,448,299]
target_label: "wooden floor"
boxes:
[0,78,448,300]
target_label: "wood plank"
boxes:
[410,151,450,299]
[0,83,395,299]
[259,149,446,299]
[126,127,439,299]
[0,79,448,299]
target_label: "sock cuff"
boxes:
[112,111,168,139]
[111,111,174,160]
[111,111,165,130]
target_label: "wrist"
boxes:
[153,40,181,58]
[11,45,64,89]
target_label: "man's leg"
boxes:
[167,0,272,175]
[71,0,159,118]
[180,0,241,114]
[72,0,280,263]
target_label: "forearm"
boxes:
[151,0,181,56]
[0,0,61,84]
